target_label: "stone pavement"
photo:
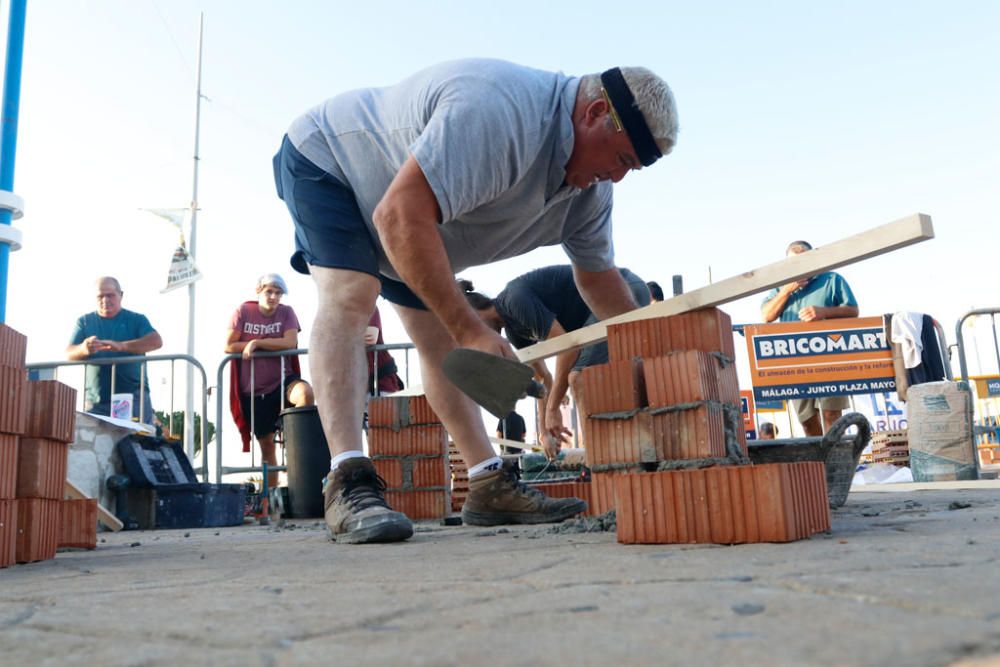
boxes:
[3,484,1000,667]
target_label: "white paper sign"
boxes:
[111,393,133,420]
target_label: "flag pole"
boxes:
[0,0,28,322]
[185,12,204,461]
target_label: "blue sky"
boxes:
[4,1,999,438]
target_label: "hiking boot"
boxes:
[461,459,587,526]
[324,458,413,544]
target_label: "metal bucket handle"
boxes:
[819,412,872,460]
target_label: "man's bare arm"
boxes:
[94,331,163,355]
[761,281,809,322]
[373,156,514,359]
[572,266,638,320]
[66,337,98,360]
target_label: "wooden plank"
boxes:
[518,213,933,363]
[65,480,124,532]
[488,436,541,452]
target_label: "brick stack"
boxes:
[368,394,450,519]
[0,324,27,568]
[448,441,468,513]
[579,309,829,544]
[871,429,909,467]
[16,380,78,563]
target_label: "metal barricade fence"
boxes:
[26,353,211,480]
[955,307,1000,473]
[214,342,415,483]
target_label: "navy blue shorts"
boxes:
[272,136,426,310]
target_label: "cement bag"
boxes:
[906,381,976,481]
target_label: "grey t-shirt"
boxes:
[287,58,615,280]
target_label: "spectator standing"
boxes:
[226,273,314,488]
[761,240,858,436]
[67,276,162,424]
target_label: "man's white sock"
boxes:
[330,450,366,471]
[468,456,504,479]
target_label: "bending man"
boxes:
[274,59,678,543]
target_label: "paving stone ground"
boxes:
[3,483,1000,667]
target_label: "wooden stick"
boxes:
[488,436,541,452]
[518,213,934,363]
[65,480,124,532]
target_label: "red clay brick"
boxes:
[368,394,439,429]
[607,308,735,362]
[527,480,592,516]
[0,434,18,499]
[584,410,655,466]
[0,325,27,370]
[614,462,829,544]
[581,359,646,416]
[367,424,447,457]
[373,458,404,488]
[16,498,60,563]
[590,470,635,515]
[58,499,98,550]
[385,490,448,519]
[23,381,77,443]
[16,438,69,500]
[0,499,15,567]
[586,406,732,466]
[373,456,449,490]
[651,404,729,460]
[644,351,722,408]
[0,365,26,435]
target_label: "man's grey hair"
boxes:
[786,240,813,254]
[96,276,122,293]
[580,67,679,156]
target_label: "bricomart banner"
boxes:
[743,316,894,402]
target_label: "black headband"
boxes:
[600,67,662,167]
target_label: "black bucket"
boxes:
[279,406,330,518]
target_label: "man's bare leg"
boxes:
[258,433,278,489]
[392,304,494,467]
[393,303,587,525]
[285,379,314,408]
[822,409,844,433]
[800,412,824,437]
[310,267,380,458]
[310,267,412,544]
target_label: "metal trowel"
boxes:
[442,348,546,418]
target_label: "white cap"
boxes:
[256,273,288,294]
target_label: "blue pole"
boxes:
[0,0,28,323]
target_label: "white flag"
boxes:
[161,242,203,293]
[144,208,188,229]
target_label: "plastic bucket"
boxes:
[279,406,330,518]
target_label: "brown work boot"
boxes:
[461,459,587,526]
[323,457,413,544]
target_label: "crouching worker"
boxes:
[461,265,650,459]
[226,273,314,489]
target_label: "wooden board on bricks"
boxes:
[517,213,933,364]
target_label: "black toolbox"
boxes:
[116,435,246,529]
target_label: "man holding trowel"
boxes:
[274,59,678,543]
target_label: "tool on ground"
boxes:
[442,348,546,418]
